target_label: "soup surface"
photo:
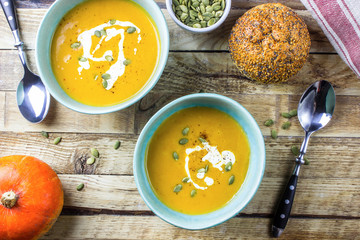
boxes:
[146,107,250,215]
[51,0,159,106]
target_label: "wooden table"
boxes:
[1,0,360,239]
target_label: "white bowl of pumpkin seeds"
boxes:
[166,0,231,33]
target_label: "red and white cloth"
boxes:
[301,0,360,77]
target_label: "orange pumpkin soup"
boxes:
[51,0,159,106]
[146,107,250,215]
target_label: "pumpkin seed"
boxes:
[76,183,84,191]
[228,175,235,185]
[173,184,182,193]
[197,168,206,173]
[79,57,87,62]
[190,189,197,197]
[264,119,274,127]
[221,0,225,10]
[94,30,101,38]
[91,148,99,158]
[282,121,291,130]
[200,20,207,27]
[281,112,292,118]
[110,19,116,25]
[101,29,107,36]
[102,79,108,89]
[205,6,213,12]
[127,27,136,34]
[123,59,131,66]
[105,55,113,62]
[225,162,232,171]
[289,109,297,117]
[86,156,95,165]
[202,12,213,18]
[41,131,49,138]
[182,127,190,136]
[179,5,188,12]
[304,157,310,165]
[172,151,179,160]
[202,0,209,6]
[271,129,278,139]
[193,23,201,28]
[207,18,216,26]
[102,73,111,80]
[215,10,223,18]
[94,75,99,80]
[199,137,206,143]
[53,137,62,145]
[173,0,180,6]
[205,164,209,173]
[200,5,206,14]
[114,140,121,150]
[192,1,200,7]
[213,5,221,11]
[179,138,189,145]
[182,177,190,183]
[291,146,300,156]
[180,12,188,21]
[70,42,81,49]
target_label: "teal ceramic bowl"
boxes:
[36,0,169,114]
[134,93,265,229]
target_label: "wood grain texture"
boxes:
[0,8,332,52]
[41,215,360,240]
[1,51,357,94]
[56,174,360,217]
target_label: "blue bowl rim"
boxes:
[133,93,266,230]
[35,0,169,115]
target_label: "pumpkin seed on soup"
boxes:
[197,168,206,173]
[100,29,107,36]
[127,27,136,33]
[79,57,87,62]
[182,127,190,136]
[173,184,182,193]
[182,177,190,183]
[225,162,232,171]
[105,55,113,62]
[94,30,101,38]
[123,59,131,66]
[70,42,81,49]
[109,19,116,25]
[205,164,209,173]
[102,73,111,80]
[228,175,235,185]
[179,138,189,145]
[190,189,197,197]
[172,151,179,160]
[102,79,108,89]
[199,137,206,143]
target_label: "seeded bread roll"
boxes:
[228,3,311,83]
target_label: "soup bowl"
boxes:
[134,93,265,229]
[36,0,169,114]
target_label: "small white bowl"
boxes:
[166,0,231,33]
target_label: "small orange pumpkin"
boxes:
[0,155,64,240]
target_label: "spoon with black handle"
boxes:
[1,0,50,123]
[272,80,336,237]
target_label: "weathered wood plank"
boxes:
[1,132,359,178]
[1,92,135,133]
[41,215,360,239]
[56,175,360,217]
[0,51,357,94]
[0,9,332,52]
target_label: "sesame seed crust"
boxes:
[228,3,311,83]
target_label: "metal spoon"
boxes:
[272,80,336,237]
[1,0,50,123]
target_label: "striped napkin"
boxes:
[301,0,360,77]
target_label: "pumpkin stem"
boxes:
[1,191,18,209]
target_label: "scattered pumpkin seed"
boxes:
[264,119,274,127]
[53,137,62,145]
[102,73,111,80]
[172,151,179,160]
[179,138,189,145]
[304,157,310,165]
[205,164,209,173]
[271,129,278,139]
[173,184,182,193]
[281,112,292,118]
[182,127,190,136]
[105,55,113,62]
[225,162,232,171]
[94,30,101,38]
[190,189,197,197]
[102,79,108,89]
[182,177,190,183]
[76,183,84,191]
[199,137,206,143]
[291,146,300,156]
[114,140,121,150]
[127,27,136,34]
[101,29,107,36]
[79,57,87,62]
[123,59,131,66]
[289,109,297,117]
[228,175,235,185]
[70,42,81,49]
[282,121,291,130]
[94,75,99,81]
[86,156,95,165]
[109,19,116,25]
[197,168,206,173]
[41,131,49,138]
[91,148,99,158]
